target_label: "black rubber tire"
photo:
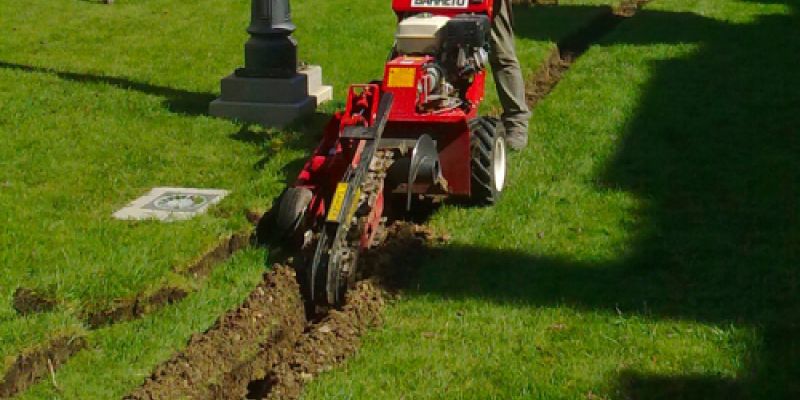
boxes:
[256,187,312,245]
[469,116,506,205]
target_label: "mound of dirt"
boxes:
[360,221,445,291]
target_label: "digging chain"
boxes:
[338,149,395,282]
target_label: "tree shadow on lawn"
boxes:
[0,61,215,117]
[416,2,799,399]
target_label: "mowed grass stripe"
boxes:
[303,0,799,398]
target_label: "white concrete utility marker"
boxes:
[113,187,229,222]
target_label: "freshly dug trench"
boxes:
[124,266,305,400]
[124,222,443,400]
[14,231,253,329]
[0,335,87,398]
[526,0,649,109]
[84,285,190,329]
[246,222,442,400]
[252,281,386,400]
[183,232,252,278]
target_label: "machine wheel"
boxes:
[257,187,312,245]
[469,116,506,205]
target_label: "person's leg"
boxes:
[490,0,531,150]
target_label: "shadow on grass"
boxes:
[618,371,743,400]
[411,2,799,399]
[228,111,331,179]
[0,61,215,116]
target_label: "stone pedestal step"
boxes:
[309,85,333,106]
[209,96,316,128]
[210,65,332,127]
[218,74,308,104]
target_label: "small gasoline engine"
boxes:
[263,0,507,306]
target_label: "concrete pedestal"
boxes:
[209,65,332,128]
[300,65,333,105]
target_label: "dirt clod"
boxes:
[12,287,57,315]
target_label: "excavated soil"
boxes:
[253,281,385,400]
[251,222,440,400]
[0,335,87,398]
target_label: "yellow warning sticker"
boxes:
[387,67,416,88]
[327,183,362,223]
[327,183,349,222]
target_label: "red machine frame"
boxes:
[279,0,499,304]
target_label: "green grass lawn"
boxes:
[303,0,800,399]
[0,0,624,398]
[5,0,795,398]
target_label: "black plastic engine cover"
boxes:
[445,14,490,50]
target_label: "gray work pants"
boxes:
[490,0,531,135]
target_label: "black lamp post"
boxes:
[237,0,298,79]
[210,0,329,127]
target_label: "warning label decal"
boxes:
[387,67,417,88]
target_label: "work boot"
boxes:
[494,120,528,151]
[505,130,528,151]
